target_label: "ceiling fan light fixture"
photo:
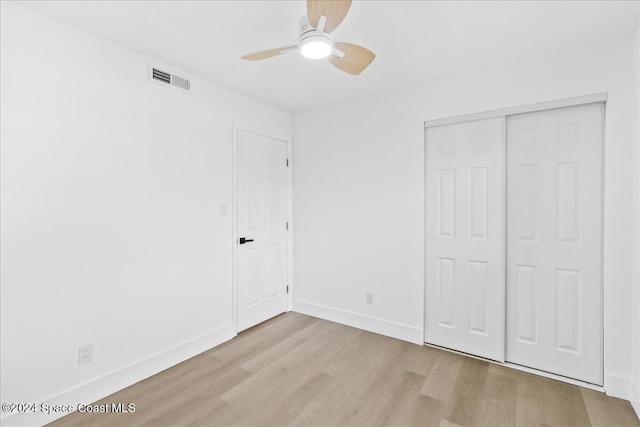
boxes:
[241,1,374,74]
[300,35,332,59]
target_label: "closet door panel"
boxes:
[425,117,505,362]
[505,103,603,385]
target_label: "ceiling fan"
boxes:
[241,0,375,75]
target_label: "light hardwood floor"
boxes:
[50,312,640,426]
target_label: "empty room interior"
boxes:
[2,0,640,426]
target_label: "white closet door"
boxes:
[425,117,505,361]
[506,103,603,385]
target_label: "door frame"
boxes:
[423,92,607,388]
[424,93,607,128]
[232,123,293,334]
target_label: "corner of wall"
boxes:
[293,299,423,345]
[631,9,640,420]
[631,378,640,422]
[635,13,640,420]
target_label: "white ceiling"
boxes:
[17,1,640,113]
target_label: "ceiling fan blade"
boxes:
[307,0,352,34]
[329,42,375,75]
[241,45,298,61]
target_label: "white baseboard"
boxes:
[1,324,236,427]
[293,299,423,345]
[605,373,640,419]
[630,377,640,420]
[605,373,634,400]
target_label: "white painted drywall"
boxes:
[632,8,640,418]
[0,3,290,425]
[293,33,638,401]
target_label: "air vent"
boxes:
[152,68,171,84]
[171,75,190,91]
[150,67,190,91]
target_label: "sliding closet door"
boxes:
[505,103,603,385]
[425,117,505,362]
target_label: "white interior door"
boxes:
[237,129,289,332]
[505,103,604,385]
[425,117,505,361]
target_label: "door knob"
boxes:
[239,237,254,244]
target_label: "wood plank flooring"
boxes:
[49,312,640,427]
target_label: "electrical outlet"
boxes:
[78,344,92,365]
[366,292,374,305]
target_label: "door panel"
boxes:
[237,129,288,332]
[425,117,505,361]
[505,103,603,385]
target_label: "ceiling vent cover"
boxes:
[171,75,190,91]
[150,67,191,91]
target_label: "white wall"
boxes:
[632,7,640,417]
[293,33,638,404]
[0,3,290,425]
